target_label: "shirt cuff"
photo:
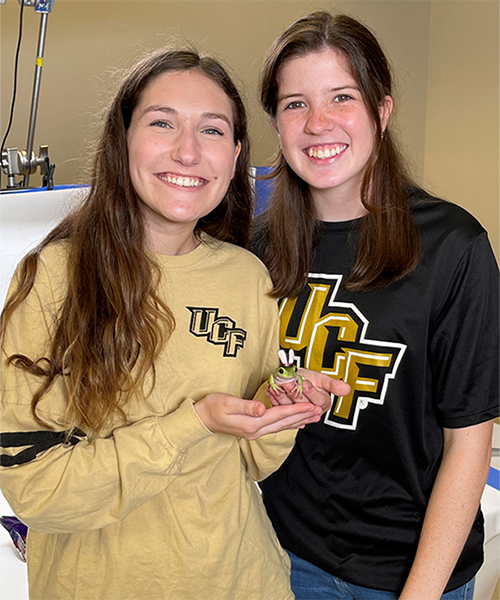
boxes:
[157,397,213,453]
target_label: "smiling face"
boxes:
[274,48,392,220]
[127,68,241,254]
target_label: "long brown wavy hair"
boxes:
[252,11,420,297]
[1,48,252,435]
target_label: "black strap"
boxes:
[0,429,85,467]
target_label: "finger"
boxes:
[246,400,267,418]
[257,409,323,436]
[274,395,295,405]
[267,390,281,407]
[329,380,351,396]
[301,384,332,410]
[229,397,267,418]
[279,381,301,398]
[235,404,320,439]
[300,380,322,400]
[298,369,351,396]
[267,386,294,406]
[287,410,323,427]
[263,402,321,423]
[283,414,322,429]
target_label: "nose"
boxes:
[304,104,335,135]
[172,126,201,166]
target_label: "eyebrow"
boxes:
[278,85,359,103]
[201,112,232,128]
[140,105,176,118]
[140,105,232,127]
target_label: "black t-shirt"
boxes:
[254,189,499,593]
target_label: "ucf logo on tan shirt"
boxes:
[278,274,406,430]
[187,307,247,357]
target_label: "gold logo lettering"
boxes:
[279,275,406,429]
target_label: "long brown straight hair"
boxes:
[253,12,420,298]
[0,48,252,435]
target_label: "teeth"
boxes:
[159,174,204,187]
[307,145,346,159]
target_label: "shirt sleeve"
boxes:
[0,253,213,534]
[430,232,499,427]
[237,278,298,481]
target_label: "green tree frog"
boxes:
[268,349,303,398]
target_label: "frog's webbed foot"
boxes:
[279,381,303,401]
[289,383,303,401]
[296,375,304,399]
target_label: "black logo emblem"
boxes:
[187,307,247,357]
[278,274,406,430]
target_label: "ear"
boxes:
[230,140,242,179]
[270,116,280,136]
[379,95,393,133]
[278,349,288,366]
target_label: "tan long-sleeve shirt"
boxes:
[1,237,295,600]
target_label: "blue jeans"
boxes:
[287,551,476,600]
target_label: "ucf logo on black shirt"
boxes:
[278,274,406,430]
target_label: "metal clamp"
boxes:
[0,0,56,189]
[1,145,55,189]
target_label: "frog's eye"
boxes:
[278,367,286,375]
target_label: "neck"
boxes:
[146,225,201,256]
[311,185,368,222]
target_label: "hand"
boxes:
[267,370,350,414]
[194,392,323,440]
